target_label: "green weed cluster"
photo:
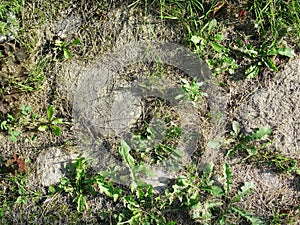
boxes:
[135,0,298,78]
[0,0,299,224]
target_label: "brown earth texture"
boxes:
[0,1,299,224]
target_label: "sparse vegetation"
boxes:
[38,105,64,136]
[53,38,81,60]
[176,77,207,104]
[0,0,299,224]
[226,121,300,175]
[0,105,32,142]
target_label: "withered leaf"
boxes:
[213,1,225,15]
[6,153,28,175]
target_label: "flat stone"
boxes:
[35,147,78,186]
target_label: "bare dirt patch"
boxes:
[235,58,300,158]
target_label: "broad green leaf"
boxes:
[244,48,258,57]
[240,182,255,194]
[191,200,222,219]
[231,207,265,225]
[0,121,7,130]
[10,130,20,142]
[210,185,224,197]
[246,146,258,156]
[212,33,224,41]
[95,177,122,202]
[38,125,48,131]
[269,47,295,58]
[190,202,208,219]
[210,42,226,53]
[119,139,137,189]
[51,126,62,136]
[191,35,201,44]
[232,121,240,135]
[64,186,74,193]
[119,139,134,168]
[251,127,271,140]
[180,77,189,85]
[206,201,223,209]
[52,118,63,125]
[242,44,258,57]
[16,196,27,204]
[277,47,295,57]
[223,162,232,195]
[0,208,4,217]
[59,177,70,186]
[136,187,145,199]
[63,48,71,59]
[246,65,259,79]
[54,40,65,47]
[71,38,81,45]
[74,193,86,212]
[74,157,87,184]
[263,58,278,71]
[195,81,204,87]
[7,114,14,121]
[226,146,238,157]
[47,105,54,121]
[219,216,226,225]
[208,19,217,34]
[175,94,184,100]
[21,105,31,115]
[177,176,191,187]
[181,85,188,93]
[201,163,214,186]
[48,185,56,194]
[226,58,238,74]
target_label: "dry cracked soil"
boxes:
[0,1,299,224]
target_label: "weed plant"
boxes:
[0,0,299,224]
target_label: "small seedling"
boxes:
[49,156,122,213]
[38,105,63,136]
[226,121,300,175]
[165,162,263,224]
[118,139,153,190]
[237,42,295,78]
[191,19,238,76]
[0,114,20,142]
[112,147,171,225]
[131,123,182,165]
[176,77,207,104]
[54,38,81,60]
[48,156,93,212]
[226,121,272,159]
[0,105,32,142]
